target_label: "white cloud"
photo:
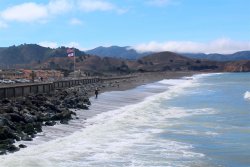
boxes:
[39,41,87,51]
[48,0,73,15]
[65,42,88,50]
[78,0,113,12]
[65,42,81,48]
[0,0,72,23]
[146,0,172,6]
[1,2,48,22]
[0,20,8,28]
[0,0,125,23]
[70,18,83,25]
[39,41,59,48]
[132,38,250,54]
[77,0,126,13]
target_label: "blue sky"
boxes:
[0,0,250,53]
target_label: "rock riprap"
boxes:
[0,86,91,155]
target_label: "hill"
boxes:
[0,44,85,66]
[1,44,250,74]
[181,51,250,61]
[40,51,223,74]
[223,60,250,72]
[134,51,223,72]
[32,55,134,76]
[86,46,151,60]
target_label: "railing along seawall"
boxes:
[0,77,100,99]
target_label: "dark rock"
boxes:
[76,103,89,110]
[0,83,91,154]
[23,114,37,123]
[23,123,36,135]
[33,122,42,133]
[21,108,30,114]
[1,106,13,113]
[39,106,47,112]
[0,127,17,140]
[0,117,8,126]
[21,135,32,141]
[6,144,20,152]
[51,110,72,121]
[0,139,15,145]
[9,113,24,123]
[2,99,10,104]
[60,119,69,124]
[45,121,56,126]
[44,101,58,111]
[12,107,19,113]
[19,144,27,148]
[0,143,20,153]
[0,149,6,155]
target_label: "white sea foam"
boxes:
[244,91,250,100]
[192,72,223,79]
[0,74,213,167]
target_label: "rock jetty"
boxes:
[0,85,92,155]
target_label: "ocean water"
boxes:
[1,72,250,167]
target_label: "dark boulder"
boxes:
[45,121,56,126]
[23,114,37,123]
[76,103,89,110]
[60,119,69,124]
[1,138,14,143]
[6,145,20,153]
[0,149,6,155]
[0,127,17,140]
[9,113,24,123]
[19,144,27,148]
[23,123,36,135]
[51,110,72,121]
[1,99,10,104]
[21,135,33,141]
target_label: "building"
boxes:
[0,69,63,81]
[0,70,24,79]
[22,70,63,81]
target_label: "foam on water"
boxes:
[0,74,218,167]
[244,91,250,100]
[192,73,223,79]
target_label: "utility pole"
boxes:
[74,48,76,79]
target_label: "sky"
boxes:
[0,0,250,53]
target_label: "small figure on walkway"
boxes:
[95,87,99,99]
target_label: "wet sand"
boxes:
[95,71,199,96]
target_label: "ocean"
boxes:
[0,73,250,167]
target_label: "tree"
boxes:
[30,71,36,83]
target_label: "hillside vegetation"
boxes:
[1,44,250,74]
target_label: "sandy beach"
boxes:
[0,71,198,154]
[91,71,198,96]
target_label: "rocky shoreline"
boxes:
[0,72,197,155]
[0,82,103,155]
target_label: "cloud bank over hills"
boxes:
[132,39,250,54]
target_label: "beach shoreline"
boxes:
[90,71,199,97]
[0,71,199,155]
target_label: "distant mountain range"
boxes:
[0,44,85,66]
[1,44,250,66]
[0,44,250,73]
[86,46,250,62]
[86,46,151,60]
[181,51,250,62]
